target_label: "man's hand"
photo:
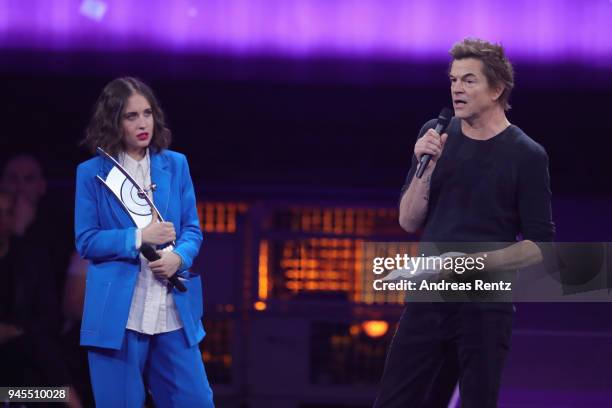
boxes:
[432,252,469,282]
[0,322,24,346]
[142,210,176,246]
[149,251,182,279]
[415,129,448,169]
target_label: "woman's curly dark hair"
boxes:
[81,77,171,156]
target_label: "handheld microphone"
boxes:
[415,108,453,178]
[140,244,187,292]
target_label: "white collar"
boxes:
[120,148,150,168]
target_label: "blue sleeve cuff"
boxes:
[125,227,139,258]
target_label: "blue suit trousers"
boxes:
[88,328,214,407]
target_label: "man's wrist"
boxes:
[421,162,436,178]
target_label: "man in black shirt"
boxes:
[374,38,554,407]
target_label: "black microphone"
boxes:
[140,244,187,292]
[415,108,453,178]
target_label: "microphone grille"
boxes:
[438,108,453,126]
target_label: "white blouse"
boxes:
[120,149,183,335]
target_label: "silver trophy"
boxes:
[95,147,161,229]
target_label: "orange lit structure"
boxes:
[195,197,412,406]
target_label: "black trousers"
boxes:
[374,302,513,408]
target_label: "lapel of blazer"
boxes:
[97,155,135,227]
[150,151,171,219]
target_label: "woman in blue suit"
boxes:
[75,77,214,407]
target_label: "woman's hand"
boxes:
[142,210,176,245]
[149,251,182,279]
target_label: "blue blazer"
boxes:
[75,149,205,350]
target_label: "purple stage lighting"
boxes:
[79,0,107,22]
[1,0,611,65]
